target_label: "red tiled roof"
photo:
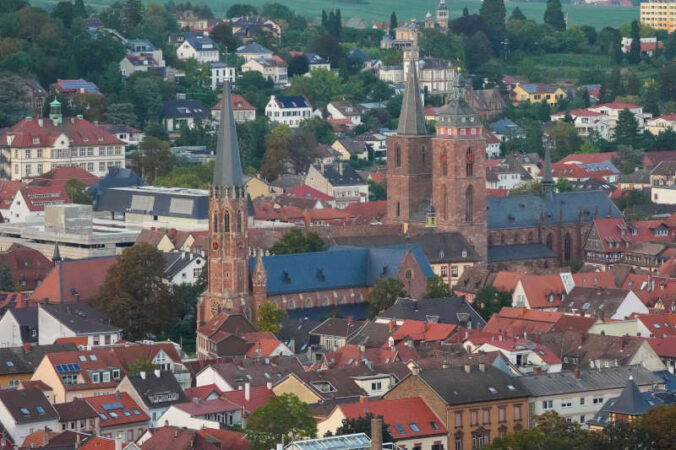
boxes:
[184,384,222,401]
[253,202,305,222]
[18,186,71,212]
[551,108,605,118]
[336,397,446,439]
[558,152,618,165]
[636,313,676,339]
[327,118,355,132]
[647,335,676,358]
[551,162,616,179]
[643,150,676,168]
[591,102,641,110]
[244,337,287,358]
[516,274,567,309]
[20,379,53,391]
[221,386,274,412]
[199,428,250,450]
[85,392,149,427]
[0,180,24,208]
[54,336,89,347]
[198,313,233,338]
[342,201,387,222]
[572,271,616,288]
[80,437,117,450]
[21,430,58,448]
[592,218,672,253]
[492,272,525,293]
[484,130,500,144]
[106,342,182,369]
[324,344,397,368]
[30,255,117,304]
[478,337,562,365]
[483,307,562,337]
[550,314,597,332]
[486,188,508,198]
[284,184,334,201]
[391,320,456,342]
[369,172,385,184]
[3,117,123,148]
[28,166,99,188]
[213,94,256,112]
[46,349,124,391]
[0,243,51,292]
[650,113,676,123]
[142,426,219,450]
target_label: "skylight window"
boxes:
[488,387,497,393]
[507,384,516,391]
[394,424,406,435]
[20,408,30,416]
[99,413,108,421]
[36,406,45,415]
[6,361,13,367]
[90,355,97,361]
[430,421,440,430]
[109,412,119,418]
[409,423,420,432]
[79,355,87,362]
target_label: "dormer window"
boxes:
[32,137,39,144]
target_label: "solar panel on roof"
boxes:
[102,402,123,411]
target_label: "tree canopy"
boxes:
[246,394,316,450]
[367,277,406,319]
[270,228,327,255]
[255,300,289,333]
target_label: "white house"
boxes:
[327,101,363,126]
[0,388,59,446]
[550,108,611,140]
[163,252,205,285]
[587,102,650,134]
[157,397,243,430]
[485,131,501,159]
[7,187,70,223]
[473,339,563,373]
[0,308,37,347]
[556,286,649,320]
[115,370,187,427]
[241,56,288,85]
[176,37,219,63]
[98,124,144,147]
[210,62,235,90]
[236,42,273,63]
[305,163,369,209]
[37,304,122,348]
[265,95,312,128]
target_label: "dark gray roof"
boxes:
[490,118,522,135]
[346,322,392,348]
[521,366,663,397]
[277,317,320,353]
[488,244,555,262]
[333,232,480,263]
[96,187,209,219]
[0,388,58,425]
[605,378,654,415]
[213,82,244,188]
[208,356,305,389]
[377,297,485,327]
[556,286,633,319]
[310,318,365,338]
[54,399,98,421]
[312,164,365,187]
[397,57,427,136]
[236,42,272,54]
[487,191,622,230]
[618,168,650,184]
[418,365,528,405]
[163,252,204,280]
[162,99,208,119]
[0,343,77,376]
[589,388,676,427]
[40,304,120,335]
[126,370,187,409]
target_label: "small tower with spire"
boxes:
[49,98,62,124]
[386,48,432,226]
[541,146,554,200]
[198,81,252,325]
[52,241,62,265]
[436,0,449,29]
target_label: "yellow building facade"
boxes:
[641,0,676,33]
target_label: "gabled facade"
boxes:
[176,37,219,63]
[85,392,150,443]
[265,95,312,127]
[242,56,288,85]
[0,388,58,446]
[116,370,186,426]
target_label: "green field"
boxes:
[34,0,638,29]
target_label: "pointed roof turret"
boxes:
[607,377,653,416]
[541,146,553,199]
[52,241,61,264]
[397,53,427,136]
[213,81,244,189]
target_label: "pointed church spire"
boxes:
[541,146,553,199]
[52,241,61,264]
[213,81,244,190]
[397,51,427,136]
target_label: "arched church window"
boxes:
[465,185,473,223]
[395,146,401,167]
[223,211,230,232]
[466,147,473,177]
[236,211,242,233]
[442,150,448,176]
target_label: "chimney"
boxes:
[339,162,344,176]
[115,391,121,400]
[43,426,49,445]
[115,438,122,450]
[140,371,146,380]
[478,363,486,373]
[442,360,449,369]
[532,366,541,375]
[388,321,395,332]
[574,369,581,379]
[464,363,471,374]
[245,382,251,402]
[371,418,383,450]
[154,369,161,378]
[347,316,353,325]
[360,396,367,403]
[38,118,43,127]
[266,381,272,389]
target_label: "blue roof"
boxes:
[305,53,328,64]
[237,42,272,54]
[186,37,216,51]
[580,161,620,174]
[89,168,143,202]
[489,118,522,135]
[487,191,622,230]
[57,79,100,94]
[276,96,311,109]
[488,244,555,262]
[251,244,434,296]
[127,39,156,52]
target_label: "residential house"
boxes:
[305,163,368,208]
[265,95,312,127]
[550,108,611,140]
[304,53,331,72]
[410,57,457,94]
[232,16,281,40]
[482,308,563,337]
[550,161,620,183]
[620,36,664,56]
[211,94,256,123]
[331,139,369,160]
[0,308,39,347]
[466,88,507,121]
[242,56,288,85]
[309,318,365,353]
[116,370,186,426]
[196,313,257,359]
[378,65,404,83]
[317,397,447,450]
[2,110,125,180]
[472,337,562,374]
[0,388,58,446]
[140,426,220,450]
[98,124,144,147]
[176,37,219,63]
[209,62,235,91]
[587,102,649,132]
[391,320,457,344]
[85,392,150,443]
[0,343,77,389]
[375,297,485,329]
[384,365,530,450]
[236,43,273,63]
[53,398,99,433]
[6,185,71,223]
[523,366,664,427]
[30,255,117,304]
[120,54,163,78]
[195,356,305,392]
[510,272,615,311]
[485,160,532,191]
[163,251,205,285]
[485,131,501,158]
[36,303,121,347]
[0,243,50,292]
[511,83,566,105]
[489,119,524,142]
[157,397,242,430]
[21,79,48,118]
[220,384,274,427]
[327,101,363,126]
[622,241,671,270]
[126,39,165,67]
[30,348,125,403]
[645,114,676,135]
[162,99,208,132]
[52,79,102,99]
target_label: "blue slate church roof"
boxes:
[250,244,434,296]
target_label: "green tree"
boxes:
[73,0,86,17]
[474,286,512,321]
[254,300,289,333]
[0,263,14,291]
[334,413,394,442]
[210,22,238,52]
[368,180,386,201]
[64,178,93,204]
[260,124,293,181]
[51,1,75,28]
[122,0,143,33]
[628,20,642,64]
[288,54,309,77]
[126,359,155,375]
[246,394,316,450]
[104,103,139,129]
[544,0,566,31]
[615,109,639,146]
[548,121,582,160]
[238,117,272,169]
[367,278,406,319]
[286,68,344,110]
[425,275,451,298]
[155,161,214,189]
[509,7,526,21]
[131,137,177,184]
[577,141,600,154]
[299,117,335,145]
[488,411,589,449]
[555,178,575,192]
[479,0,506,43]
[418,28,465,62]
[639,405,676,450]
[91,244,173,340]
[466,31,493,72]
[613,145,645,174]
[0,72,31,128]
[226,4,258,18]
[389,12,397,38]
[270,228,326,255]
[614,188,652,211]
